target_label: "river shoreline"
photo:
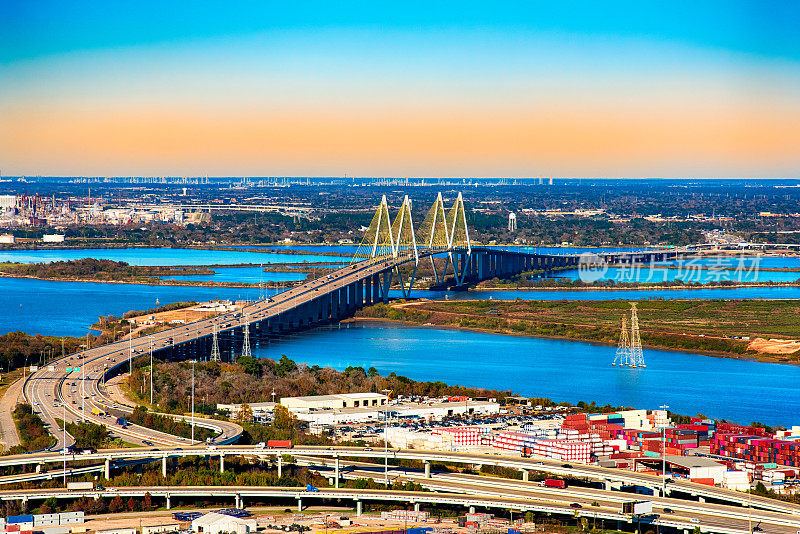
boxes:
[344,315,796,367]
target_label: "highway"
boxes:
[23,253,415,450]
[302,457,800,534]
[0,483,790,534]
[2,445,799,517]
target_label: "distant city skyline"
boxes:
[1,1,799,178]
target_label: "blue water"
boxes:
[5,276,800,337]
[1,277,266,337]
[0,247,335,266]
[557,265,800,284]
[255,321,800,427]
[164,266,306,284]
[413,286,800,301]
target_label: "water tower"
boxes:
[508,212,517,232]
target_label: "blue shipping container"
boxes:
[8,514,34,524]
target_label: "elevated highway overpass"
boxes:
[1,445,797,516]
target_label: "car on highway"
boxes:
[662,507,674,513]
[569,503,582,509]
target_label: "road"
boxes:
[2,444,799,518]
[299,457,800,534]
[0,483,790,534]
[22,252,419,450]
[0,376,24,451]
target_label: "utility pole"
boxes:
[81,350,85,422]
[190,360,197,444]
[381,389,392,486]
[660,404,669,497]
[149,338,154,405]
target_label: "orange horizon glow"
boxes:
[2,103,799,178]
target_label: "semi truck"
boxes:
[622,501,653,515]
[67,481,94,491]
[543,479,567,489]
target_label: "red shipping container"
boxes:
[691,478,716,486]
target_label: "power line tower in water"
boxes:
[612,315,631,367]
[210,324,221,362]
[629,302,645,368]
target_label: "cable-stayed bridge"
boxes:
[25,193,685,449]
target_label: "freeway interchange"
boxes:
[11,248,800,532]
[1,445,800,532]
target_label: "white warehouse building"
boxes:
[281,392,388,412]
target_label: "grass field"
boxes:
[356,299,800,362]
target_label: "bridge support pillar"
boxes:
[235,493,241,509]
[698,496,705,503]
[522,470,528,482]
[219,453,225,473]
[424,461,431,478]
[162,456,168,478]
[166,493,171,510]
[278,455,283,478]
[381,271,391,303]
[335,457,340,488]
[104,457,110,479]
[35,463,42,473]
[468,506,475,514]
[356,500,362,517]
[297,497,303,511]
[603,480,611,491]
[414,503,420,512]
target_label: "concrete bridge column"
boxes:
[166,493,171,509]
[278,455,283,478]
[297,497,303,511]
[424,461,431,478]
[356,500,362,517]
[364,277,372,305]
[356,280,363,308]
[235,494,241,509]
[522,470,529,482]
[219,453,225,473]
[414,503,420,512]
[468,506,475,514]
[381,271,391,303]
[35,462,42,473]
[162,456,168,477]
[372,273,380,302]
[349,282,357,310]
[104,457,110,479]
[335,456,340,488]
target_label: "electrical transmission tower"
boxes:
[241,315,252,359]
[629,302,645,368]
[210,324,221,362]
[612,315,631,367]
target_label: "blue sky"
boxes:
[1,1,798,177]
